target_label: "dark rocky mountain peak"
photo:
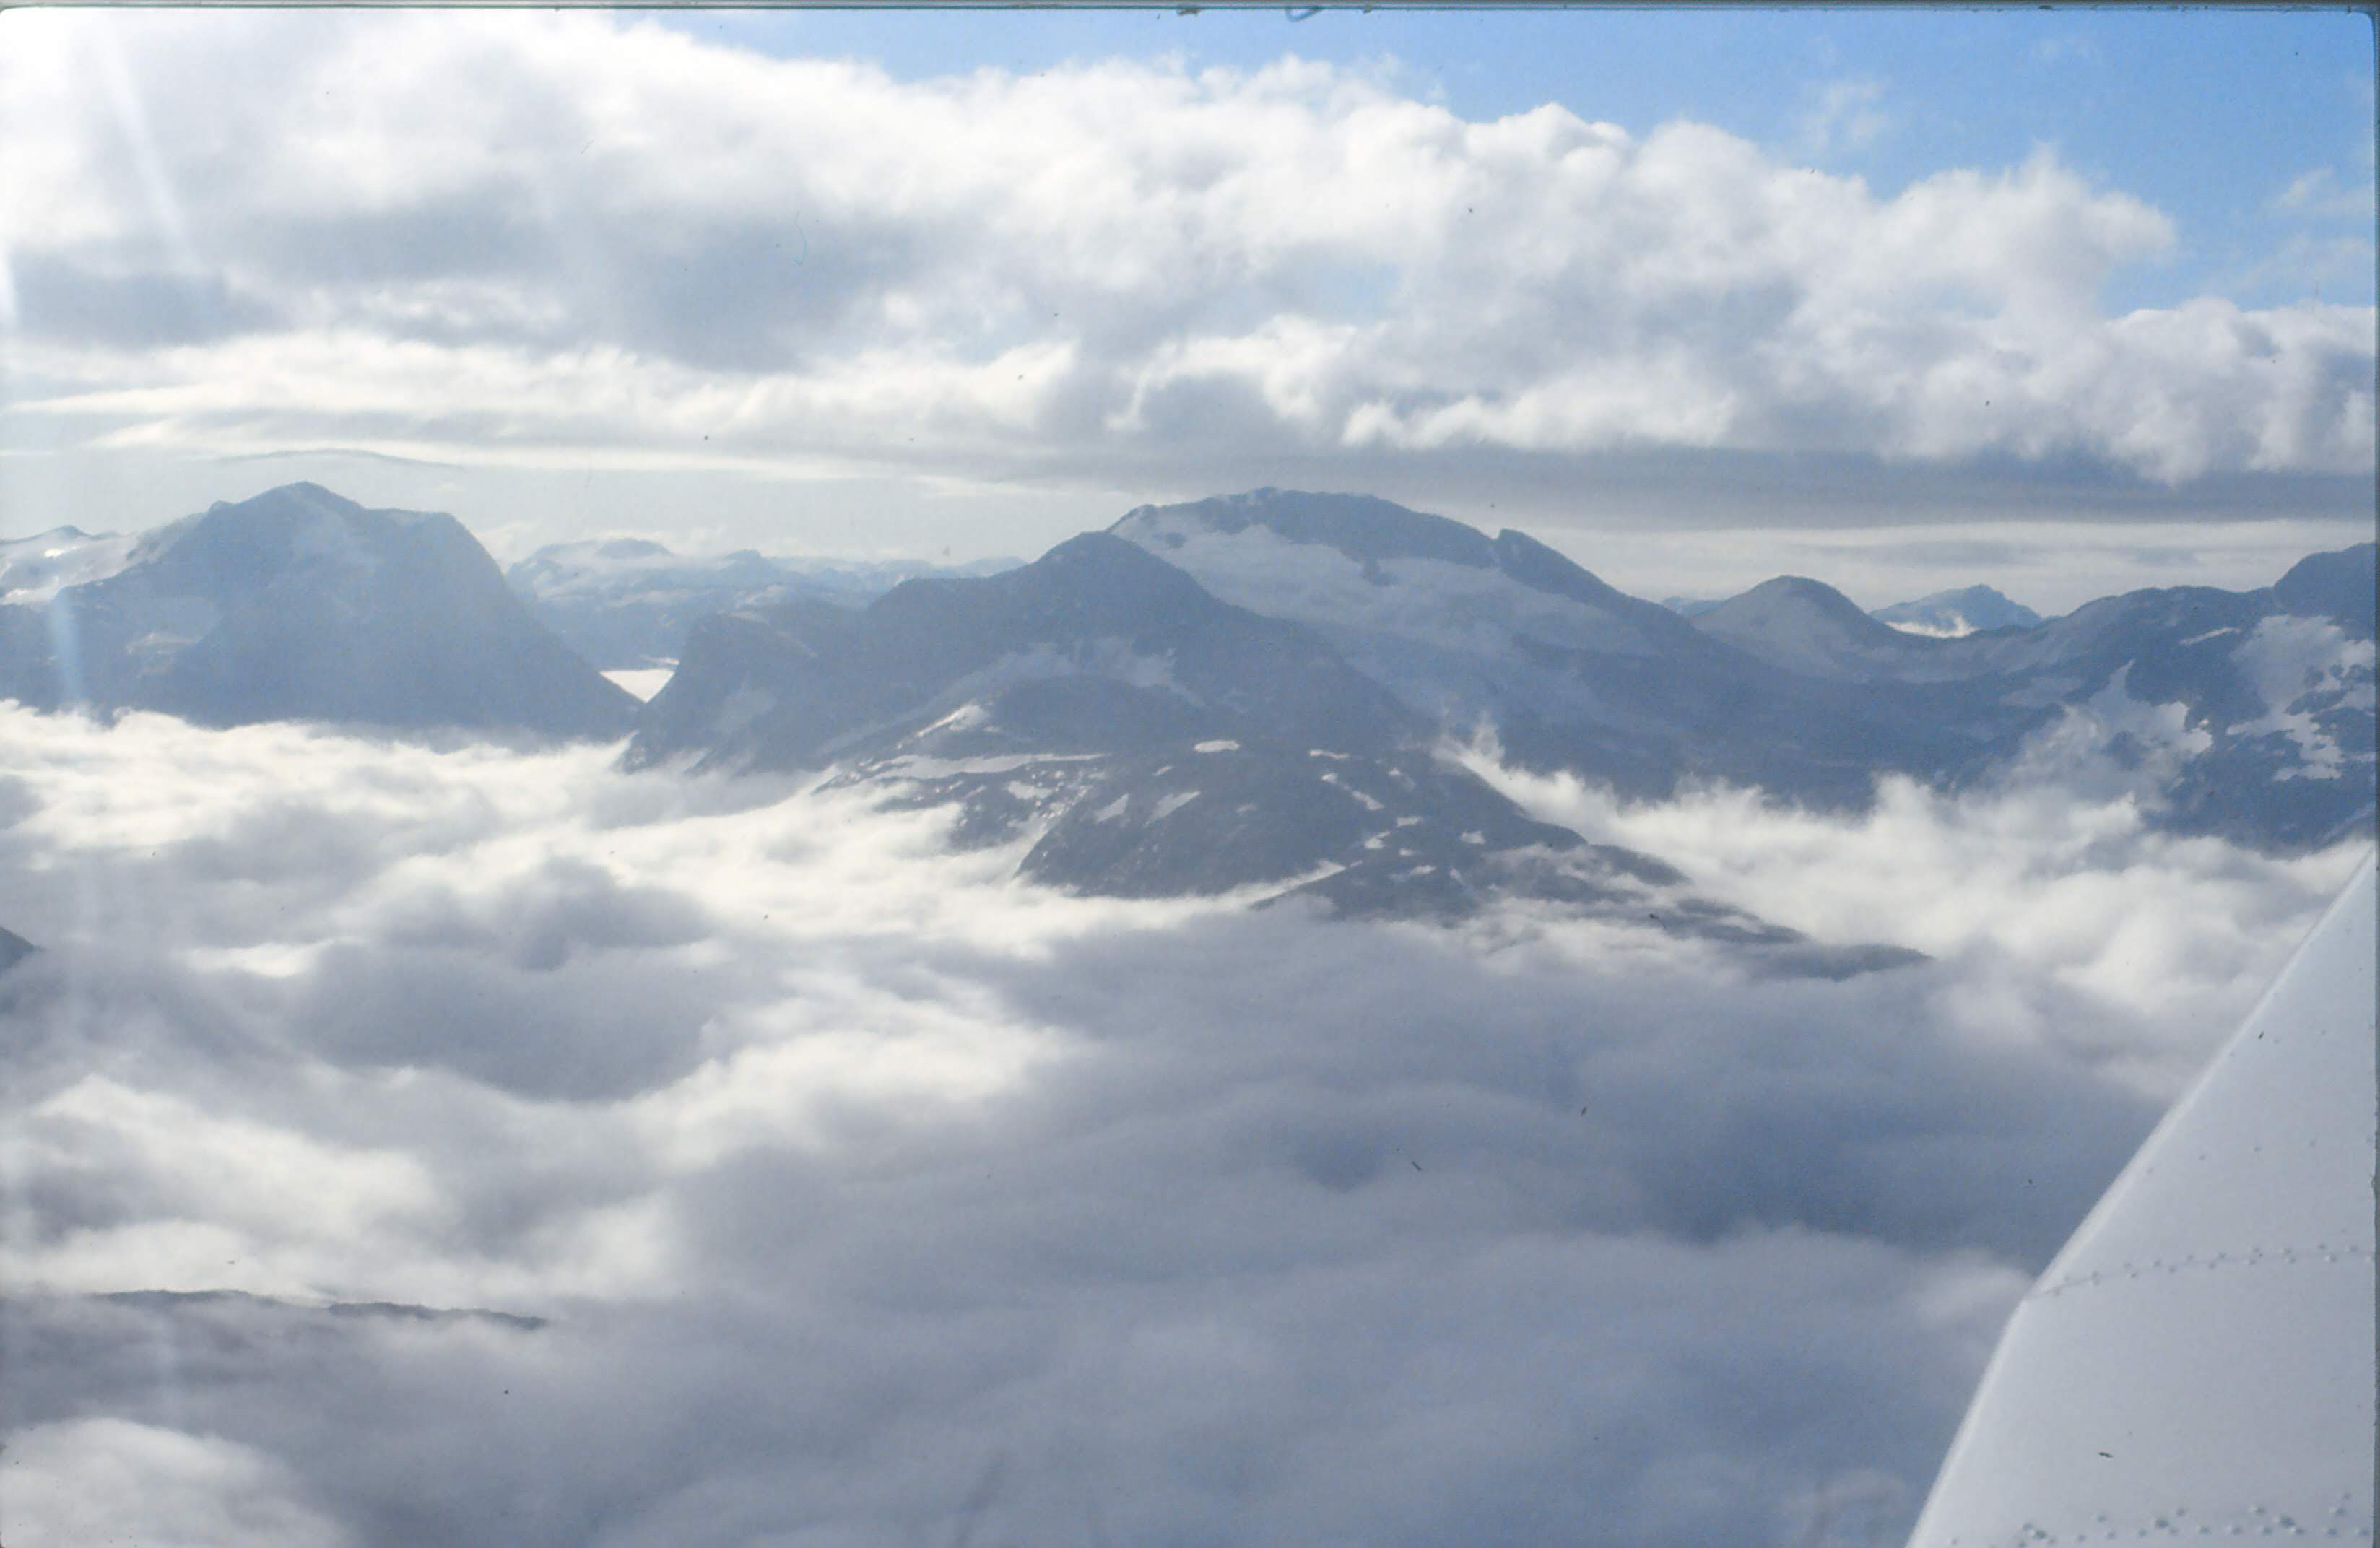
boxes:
[1488,526,1706,642]
[626,527,1417,776]
[2271,542,2376,642]
[138,483,486,599]
[1871,584,2046,637]
[1104,489,2373,851]
[873,530,1215,634]
[1690,575,1948,679]
[1707,575,1893,636]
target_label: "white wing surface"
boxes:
[1907,852,2377,1546]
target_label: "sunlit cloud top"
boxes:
[0,9,2372,561]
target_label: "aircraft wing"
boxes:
[1906,851,2376,1545]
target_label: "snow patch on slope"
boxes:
[2001,666,2213,801]
[875,752,1104,781]
[0,530,142,605]
[2225,616,2379,781]
[604,668,675,702]
[1882,617,1980,640]
[1116,514,1654,658]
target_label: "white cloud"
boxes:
[2222,230,2380,308]
[1451,734,2369,1096]
[2030,35,2101,67]
[0,699,2358,1542]
[2274,165,2376,223]
[1,1419,353,1548]
[1,9,2368,506]
[1797,77,1892,160]
[14,1076,443,1294]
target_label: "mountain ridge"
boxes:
[506,536,1022,669]
[1103,490,2374,851]
[12,483,2369,919]
[0,483,635,740]
[1871,583,2046,638]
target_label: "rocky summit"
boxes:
[0,484,635,740]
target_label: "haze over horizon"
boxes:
[12,473,2374,622]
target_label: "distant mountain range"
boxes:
[1869,585,2044,638]
[1668,583,2046,638]
[505,539,1020,669]
[6,482,2372,931]
[619,526,1918,966]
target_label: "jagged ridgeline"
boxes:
[620,527,1841,952]
[503,536,1022,671]
[1099,490,2374,850]
[5,484,2372,934]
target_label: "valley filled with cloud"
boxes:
[1,700,2363,1547]
[3,9,2373,1542]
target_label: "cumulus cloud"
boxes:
[1797,77,1892,160]
[0,702,2363,1544]
[1,1418,352,1548]
[1,9,2369,508]
[2273,166,2376,224]
[1452,735,2371,1097]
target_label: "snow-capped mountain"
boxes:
[16,480,2365,924]
[1111,491,2372,853]
[0,484,635,739]
[1689,547,2376,850]
[1108,490,1982,812]
[1692,575,1960,681]
[0,527,144,604]
[624,526,1887,957]
[2270,542,2376,641]
[627,530,1417,773]
[506,538,1020,670]
[1870,585,2044,638]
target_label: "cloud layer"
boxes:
[3,9,2371,511]
[1,703,2368,1545]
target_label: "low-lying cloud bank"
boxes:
[1452,734,2371,1099]
[1,703,2365,1546]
